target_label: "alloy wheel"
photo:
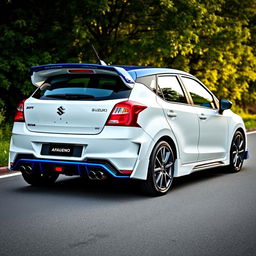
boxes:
[231,132,245,171]
[153,144,174,192]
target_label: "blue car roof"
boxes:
[118,66,189,80]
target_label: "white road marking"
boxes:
[0,172,21,179]
[247,130,256,135]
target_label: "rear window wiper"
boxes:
[45,94,95,100]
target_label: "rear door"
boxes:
[181,76,228,161]
[25,74,131,135]
[156,75,199,164]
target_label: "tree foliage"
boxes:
[0,0,256,119]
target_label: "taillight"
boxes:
[14,99,26,122]
[106,100,147,127]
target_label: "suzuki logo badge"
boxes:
[57,106,65,116]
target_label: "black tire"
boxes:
[41,171,59,185]
[140,140,175,196]
[228,130,246,173]
[21,166,59,186]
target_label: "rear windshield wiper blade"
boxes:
[45,94,95,99]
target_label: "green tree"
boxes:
[0,0,256,121]
[0,0,78,119]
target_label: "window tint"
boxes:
[32,74,131,101]
[157,76,187,103]
[136,75,156,91]
[181,77,215,108]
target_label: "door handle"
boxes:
[199,113,207,120]
[167,110,177,118]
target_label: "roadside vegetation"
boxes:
[241,113,256,131]
[0,136,11,167]
[1,0,256,119]
[0,109,12,167]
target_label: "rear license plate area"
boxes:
[41,144,83,157]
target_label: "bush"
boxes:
[0,108,5,127]
[0,110,12,166]
[240,113,256,131]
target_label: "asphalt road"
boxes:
[1,133,256,256]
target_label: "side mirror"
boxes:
[219,99,232,114]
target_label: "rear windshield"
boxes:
[32,74,131,101]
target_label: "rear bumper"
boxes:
[9,123,153,180]
[11,158,131,178]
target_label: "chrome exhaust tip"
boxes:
[19,165,33,175]
[19,165,26,172]
[95,171,107,180]
[88,170,107,180]
[88,170,96,180]
[25,166,33,174]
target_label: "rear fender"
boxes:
[131,128,180,180]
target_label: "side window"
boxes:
[136,75,156,92]
[157,76,187,103]
[182,77,215,109]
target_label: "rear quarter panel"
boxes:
[128,83,181,179]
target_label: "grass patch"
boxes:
[0,123,12,167]
[0,140,10,167]
[243,119,256,131]
[239,113,256,131]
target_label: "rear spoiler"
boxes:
[30,63,135,87]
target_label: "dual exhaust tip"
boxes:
[88,170,107,180]
[19,165,33,174]
[19,165,107,180]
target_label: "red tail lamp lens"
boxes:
[106,101,147,127]
[14,99,26,122]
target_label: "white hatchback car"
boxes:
[9,63,248,195]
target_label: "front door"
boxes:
[156,75,199,164]
[181,76,228,162]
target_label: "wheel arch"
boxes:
[139,135,177,195]
[131,130,180,180]
[230,125,247,151]
[154,135,178,160]
[227,127,247,172]
[236,127,246,140]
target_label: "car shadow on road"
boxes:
[172,166,233,190]
[14,176,146,201]
[12,166,236,200]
